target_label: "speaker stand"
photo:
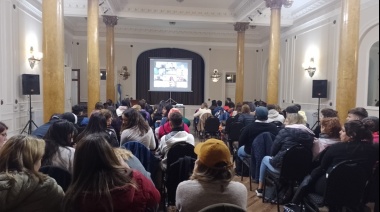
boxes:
[311,98,321,130]
[21,94,38,135]
[166,91,178,105]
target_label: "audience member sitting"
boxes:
[159,103,173,127]
[0,135,64,211]
[90,101,104,116]
[213,100,224,116]
[74,112,119,147]
[313,108,338,138]
[295,104,307,122]
[193,102,212,120]
[255,112,315,197]
[72,104,89,127]
[0,121,8,149]
[116,98,131,117]
[100,109,120,146]
[176,139,247,212]
[231,102,243,117]
[238,106,280,162]
[209,100,218,115]
[237,104,255,127]
[292,120,377,203]
[42,120,77,174]
[151,100,166,128]
[362,116,379,143]
[312,117,341,159]
[158,108,190,140]
[346,107,368,121]
[267,104,285,123]
[62,133,160,212]
[226,97,235,109]
[120,108,156,150]
[31,113,61,138]
[157,112,194,170]
[138,99,152,123]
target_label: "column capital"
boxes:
[103,15,118,27]
[234,22,250,32]
[265,0,294,9]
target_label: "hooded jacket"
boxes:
[270,124,315,168]
[267,109,285,123]
[0,171,64,212]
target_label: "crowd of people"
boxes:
[0,97,378,211]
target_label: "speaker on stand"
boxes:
[20,74,40,134]
[311,80,327,130]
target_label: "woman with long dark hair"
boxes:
[0,121,8,149]
[62,133,160,212]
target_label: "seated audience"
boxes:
[231,102,243,117]
[157,112,194,170]
[72,104,89,127]
[313,108,338,138]
[295,104,307,122]
[159,103,173,127]
[100,109,120,145]
[237,104,255,127]
[158,108,190,140]
[120,108,156,150]
[255,111,315,197]
[151,100,166,128]
[209,100,218,115]
[0,121,8,149]
[238,107,279,161]
[31,113,61,138]
[0,135,64,211]
[346,107,368,121]
[138,99,152,123]
[176,139,247,212]
[362,116,379,143]
[62,133,160,212]
[42,120,77,174]
[267,104,285,123]
[116,98,131,117]
[312,117,341,159]
[193,102,212,120]
[90,101,104,116]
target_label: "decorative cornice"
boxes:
[18,0,42,21]
[291,0,336,21]
[103,15,118,27]
[234,22,250,32]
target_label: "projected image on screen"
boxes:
[149,58,192,92]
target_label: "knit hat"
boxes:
[194,139,232,168]
[285,105,299,114]
[61,112,77,124]
[255,106,268,120]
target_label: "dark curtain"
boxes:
[136,48,204,105]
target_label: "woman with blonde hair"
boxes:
[176,139,247,212]
[62,133,160,212]
[0,135,64,211]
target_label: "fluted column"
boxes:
[336,0,361,124]
[103,16,118,103]
[42,0,64,122]
[234,22,249,104]
[87,0,100,115]
[266,0,282,104]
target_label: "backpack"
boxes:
[214,109,225,119]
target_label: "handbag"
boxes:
[283,203,305,212]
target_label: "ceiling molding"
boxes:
[291,0,338,21]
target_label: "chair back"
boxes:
[167,142,197,167]
[227,122,244,142]
[324,160,371,207]
[198,113,212,132]
[204,116,220,134]
[39,165,71,192]
[198,203,246,212]
[280,144,312,182]
[251,132,276,181]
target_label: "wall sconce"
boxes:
[28,46,43,69]
[120,66,130,80]
[210,69,221,82]
[304,58,317,77]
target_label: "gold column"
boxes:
[103,16,118,103]
[234,22,249,104]
[266,0,282,104]
[87,0,100,115]
[336,0,361,124]
[42,0,64,122]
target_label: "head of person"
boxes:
[121,108,149,135]
[162,103,173,117]
[168,108,181,118]
[284,113,306,125]
[94,102,104,110]
[99,109,113,127]
[254,106,268,121]
[340,120,373,143]
[241,104,251,114]
[211,100,217,106]
[274,105,282,113]
[106,99,113,106]
[201,102,208,109]
[63,133,133,211]
[72,105,84,116]
[267,104,276,111]
[294,104,302,111]
[132,104,141,111]
[247,102,256,113]
[216,100,223,107]
[362,116,379,133]
[0,135,46,182]
[49,113,61,121]
[121,99,131,107]
[320,117,341,139]
[0,122,9,148]
[191,139,234,187]
[138,99,146,109]
[74,112,108,143]
[61,112,78,125]
[169,112,183,129]
[346,107,368,121]
[320,108,338,119]
[235,102,243,113]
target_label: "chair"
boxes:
[197,113,212,138]
[39,165,72,192]
[303,160,373,212]
[163,142,197,207]
[203,116,220,141]
[122,141,160,186]
[198,203,246,212]
[263,144,312,212]
[250,132,275,183]
[226,121,244,156]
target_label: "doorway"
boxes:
[225,73,236,103]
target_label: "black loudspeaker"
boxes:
[312,80,327,98]
[22,74,40,95]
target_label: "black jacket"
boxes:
[239,122,279,154]
[270,127,314,168]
